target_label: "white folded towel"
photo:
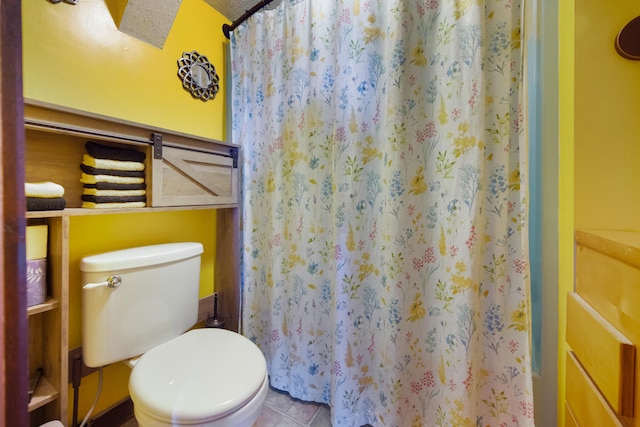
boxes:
[25,182,65,198]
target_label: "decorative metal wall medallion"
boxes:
[177,51,220,101]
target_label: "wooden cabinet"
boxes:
[24,101,239,210]
[27,217,68,425]
[567,229,640,427]
[24,100,241,426]
[566,292,634,416]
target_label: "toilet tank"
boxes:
[81,242,204,368]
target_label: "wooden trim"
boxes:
[198,294,215,324]
[576,229,640,270]
[26,204,238,219]
[1,0,28,425]
[215,208,241,332]
[45,217,69,422]
[24,99,238,155]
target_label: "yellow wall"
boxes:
[22,0,230,422]
[22,0,229,141]
[558,0,575,425]
[559,0,640,425]
[574,0,640,230]
[68,211,217,349]
[66,211,216,421]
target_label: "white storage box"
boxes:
[26,225,48,307]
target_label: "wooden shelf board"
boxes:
[26,204,237,219]
[26,298,59,317]
[27,375,58,412]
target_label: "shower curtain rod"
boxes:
[222,0,277,39]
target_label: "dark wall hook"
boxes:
[616,16,640,60]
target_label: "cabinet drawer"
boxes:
[151,145,238,207]
[575,230,640,341]
[566,292,635,415]
[566,351,625,427]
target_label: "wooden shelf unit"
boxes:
[28,376,59,413]
[27,215,68,426]
[24,100,241,426]
[26,298,59,316]
[567,230,640,427]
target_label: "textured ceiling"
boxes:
[203,0,280,23]
[203,0,260,23]
[113,1,278,47]
[118,0,182,48]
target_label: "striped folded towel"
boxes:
[82,154,145,172]
[80,163,145,178]
[83,182,146,191]
[83,188,146,197]
[81,195,146,204]
[80,173,144,185]
[81,201,146,209]
[25,182,65,198]
[81,142,147,210]
[86,141,146,162]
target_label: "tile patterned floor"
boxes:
[253,387,331,427]
[120,386,332,427]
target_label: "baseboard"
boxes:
[87,397,134,427]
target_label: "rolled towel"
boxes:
[27,197,66,211]
[80,173,144,185]
[86,141,146,162]
[81,194,146,204]
[82,201,146,209]
[25,182,65,198]
[83,182,146,191]
[83,188,146,197]
[80,163,145,178]
[83,154,145,172]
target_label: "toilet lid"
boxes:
[129,328,267,423]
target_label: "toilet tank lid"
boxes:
[80,242,203,272]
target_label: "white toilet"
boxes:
[81,242,268,427]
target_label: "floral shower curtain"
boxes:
[231,1,534,426]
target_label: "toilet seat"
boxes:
[129,328,267,424]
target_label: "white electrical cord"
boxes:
[79,367,103,427]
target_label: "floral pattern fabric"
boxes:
[231,1,534,426]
